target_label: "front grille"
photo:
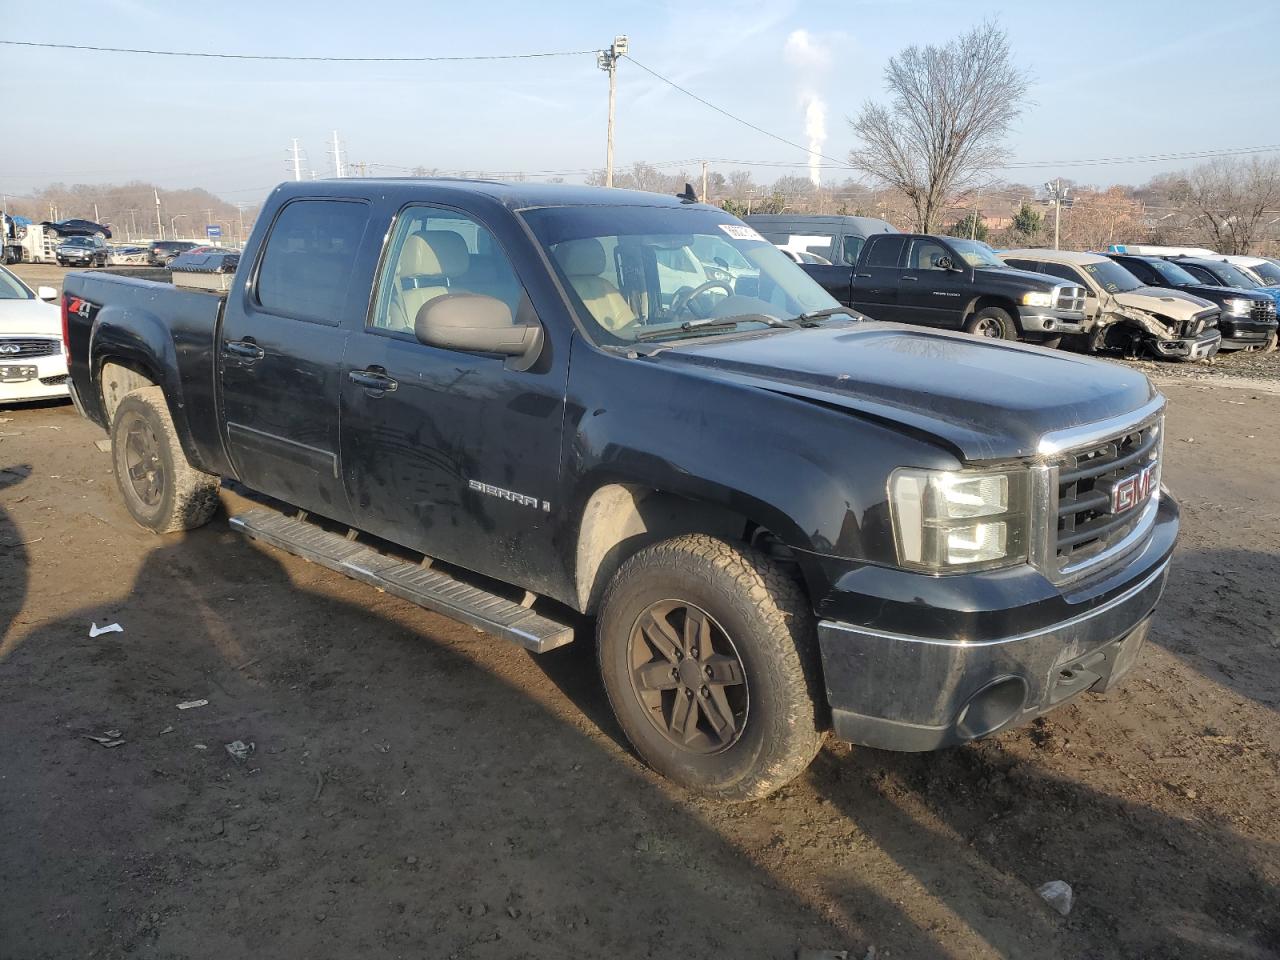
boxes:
[1186,308,1218,337]
[0,338,60,359]
[1053,418,1162,577]
[39,374,68,386]
[1251,301,1276,322]
[1054,285,1087,314]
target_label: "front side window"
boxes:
[841,235,864,265]
[256,199,370,322]
[1147,259,1199,286]
[909,239,952,271]
[371,206,527,335]
[524,207,838,345]
[949,239,1004,268]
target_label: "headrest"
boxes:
[419,230,470,277]
[397,233,441,276]
[555,238,607,277]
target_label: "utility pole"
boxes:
[128,208,137,241]
[1045,178,1070,250]
[290,138,303,182]
[597,35,628,187]
[236,202,246,243]
[331,130,345,178]
[154,189,163,240]
[701,161,709,203]
[93,202,100,223]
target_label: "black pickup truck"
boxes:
[789,231,1088,344]
[62,180,1177,800]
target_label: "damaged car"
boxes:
[1001,249,1221,360]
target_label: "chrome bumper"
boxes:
[1017,308,1086,335]
[818,559,1170,751]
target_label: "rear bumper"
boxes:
[1017,307,1087,335]
[816,494,1177,751]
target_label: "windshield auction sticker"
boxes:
[718,223,765,242]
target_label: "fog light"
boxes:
[955,676,1027,740]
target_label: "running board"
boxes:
[228,508,574,653]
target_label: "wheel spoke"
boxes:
[640,611,682,663]
[634,661,679,691]
[669,692,696,742]
[128,461,148,482]
[700,686,736,743]
[684,608,711,660]
[703,654,744,686]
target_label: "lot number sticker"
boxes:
[718,223,765,242]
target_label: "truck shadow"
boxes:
[0,463,32,654]
[0,527,918,960]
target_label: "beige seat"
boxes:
[385,230,473,332]
[554,238,635,333]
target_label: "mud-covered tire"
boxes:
[597,534,825,802]
[110,387,220,533]
[964,306,1017,340]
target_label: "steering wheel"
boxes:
[670,279,735,318]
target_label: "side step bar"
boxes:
[229,508,575,653]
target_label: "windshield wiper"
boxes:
[787,305,862,326]
[632,313,797,342]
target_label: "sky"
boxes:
[3,0,1279,206]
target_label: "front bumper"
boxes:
[1149,328,1221,360]
[0,351,69,403]
[1217,317,1277,349]
[816,495,1177,751]
[1017,307,1087,335]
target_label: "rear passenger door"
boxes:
[338,204,568,594]
[220,197,372,523]
[850,235,906,321]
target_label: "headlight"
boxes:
[889,467,1030,572]
[1225,298,1251,317]
[1021,291,1053,308]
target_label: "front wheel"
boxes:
[597,534,824,801]
[110,387,220,533]
[964,306,1017,340]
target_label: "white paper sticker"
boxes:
[718,223,765,242]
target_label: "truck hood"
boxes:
[0,297,61,337]
[1182,282,1269,302]
[657,323,1156,462]
[1113,286,1215,318]
[978,265,1060,288]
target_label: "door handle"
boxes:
[224,339,264,360]
[348,368,399,393]
[902,276,919,281]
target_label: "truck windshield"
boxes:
[1148,259,1200,286]
[1246,260,1280,286]
[1201,261,1259,288]
[948,238,1005,268]
[1081,260,1141,294]
[0,266,34,300]
[523,206,839,345]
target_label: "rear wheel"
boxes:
[597,534,824,801]
[110,387,220,533]
[964,306,1017,340]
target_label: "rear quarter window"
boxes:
[863,235,905,268]
[255,199,370,323]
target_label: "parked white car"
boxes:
[0,265,68,403]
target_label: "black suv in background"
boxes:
[148,240,198,266]
[1107,253,1277,350]
[56,236,110,267]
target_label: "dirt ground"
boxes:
[1,264,1278,959]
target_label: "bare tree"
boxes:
[1169,157,1280,254]
[847,21,1029,232]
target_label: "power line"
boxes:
[994,143,1280,170]
[0,38,599,62]
[624,56,847,168]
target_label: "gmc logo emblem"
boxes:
[1110,463,1156,514]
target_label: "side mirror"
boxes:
[37,286,57,302]
[935,255,956,271]
[415,294,543,369]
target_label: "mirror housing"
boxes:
[36,286,57,302]
[415,294,543,368]
[935,255,956,271]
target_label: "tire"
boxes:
[964,306,1017,340]
[597,534,824,801]
[110,387,220,533]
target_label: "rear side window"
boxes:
[863,235,905,268]
[256,199,370,322]
[1002,258,1040,272]
[1121,259,1157,284]
[841,235,864,265]
[1042,263,1087,286]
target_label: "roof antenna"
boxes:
[676,182,698,204]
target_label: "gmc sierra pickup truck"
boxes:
[781,231,1088,344]
[63,180,1177,800]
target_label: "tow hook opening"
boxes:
[954,675,1027,741]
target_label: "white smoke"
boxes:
[783,30,832,187]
